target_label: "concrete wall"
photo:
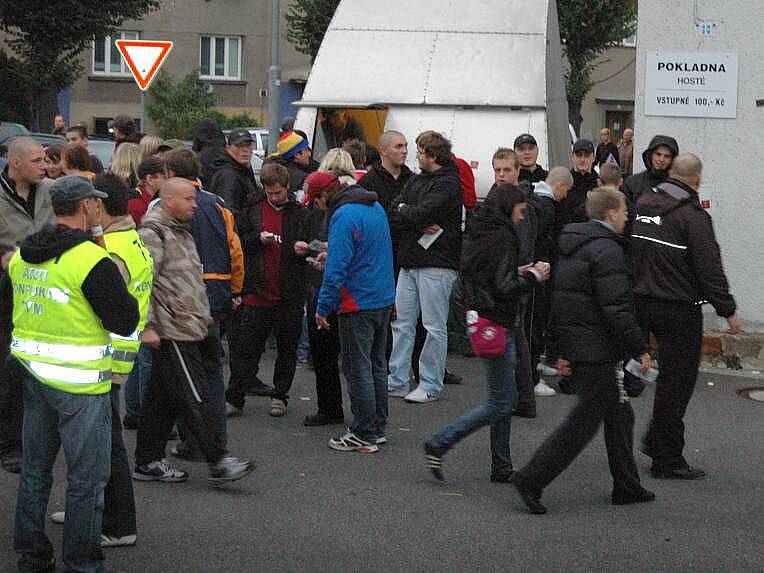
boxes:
[635,0,764,331]
[68,0,310,134]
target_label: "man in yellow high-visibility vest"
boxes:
[4,175,138,572]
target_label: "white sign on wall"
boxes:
[644,52,738,118]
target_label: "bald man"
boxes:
[134,178,253,485]
[631,153,740,480]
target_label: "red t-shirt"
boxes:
[243,201,284,307]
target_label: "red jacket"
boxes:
[453,155,476,213]
[128,185,153,225]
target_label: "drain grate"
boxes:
[737,387,764,402]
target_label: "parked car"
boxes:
[0,122,30,147]
[88,137,116,170]
[30,133,66,148]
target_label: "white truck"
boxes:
[293,0,570,196]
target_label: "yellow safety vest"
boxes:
[104,228,153,374]
[9,241,113,395]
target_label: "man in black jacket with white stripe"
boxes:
[631,153,740,480]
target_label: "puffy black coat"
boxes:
[519,165,549,185]
[357,164,413,212]
[389,161,463,270]
[551,221,648,363]
[630,178,736,317]
[623,135,679,203]
[208,152,260,216]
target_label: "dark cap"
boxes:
[157,138,185,152]
[49,176,108,203]
[572,138,595,154]
[227,128,255,145]
[513,133,537,148]
[108,114,136,134]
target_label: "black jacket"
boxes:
[357,164,413,212]
[529,187,557,263]
[296,206,327,290]
[0,225,138,338]
[237,193,307,303]
[630,178,735,316]
[462,213,536,328]
[552,221,648,363]
[390,161,463,270]
[557,168,598,233]
[518,165,549,185]
[193,118,228,188]
[623,135,679,203]
[595,142,620,167]
[208,152,260,216]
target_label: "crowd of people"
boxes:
[0,114,739,571]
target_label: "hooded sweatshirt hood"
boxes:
[558,220,623,258]
[192,119,226,153]
[19,224,93,264]
[326,184,379,222]
[641,135,679,173]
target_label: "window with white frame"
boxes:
[93,31,139,75]
[199,35,241,80]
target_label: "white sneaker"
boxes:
[404,387,440,403]
[534,381,557,397]
[50,511,65,524]
[537,363,560,377]
[388,386,409,398]
[101,533,137,548]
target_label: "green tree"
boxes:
[557,0,637,134]
[0,0,159,132]
[285,0,340,62]
[148,71,261,139]
[0,50,31,125]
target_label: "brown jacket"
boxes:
[0,174,55,246]
[139,206,211,341]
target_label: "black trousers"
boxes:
[513,323,536,412]
[306,294,342,418]
[0,351,23,458]
[513,362,643,497]
[524,285,551,385]
[135,339,225,466]
[226,301,303,407]
[637,299,703,469]
[103,383,136,538]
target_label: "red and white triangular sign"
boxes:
[115,40,173,91]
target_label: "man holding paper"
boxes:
[387,131,463,404]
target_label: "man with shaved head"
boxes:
[358,130,412,211]
[631,153,740,481]
[134,178,253,485]
[0,137,56,473]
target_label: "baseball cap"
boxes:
[49,176,108,202]
[227,128,255,145]
[572,138,595,154]
[513,133,538,148]
[108,114,136,134]
[157,138,186,152]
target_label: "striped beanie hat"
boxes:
[277,131,308,159]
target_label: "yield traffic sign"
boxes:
[115,40,173,91]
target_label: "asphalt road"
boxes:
[1,352,762,573]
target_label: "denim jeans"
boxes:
[15,372,111,573]
[297,306,311,362]
[124,344,152,420]
[388,267,458,394]
[428,329,517,476]
[338,307,391,442]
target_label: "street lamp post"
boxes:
[267,0,281,155]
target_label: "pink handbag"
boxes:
[467,313,506,358]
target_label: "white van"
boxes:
[293,0,570,196]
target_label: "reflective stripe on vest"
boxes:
[26,361,111,385]
[11,337,111,362]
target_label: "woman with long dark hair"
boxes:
[424,184,550,482]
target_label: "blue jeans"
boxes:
[338,307,391,442]
[124,344,152,420]
[388,267,458,394]
[428,329,517,476]
[297,306,310,362]
[15,372,111,573]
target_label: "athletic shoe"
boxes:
[404,387,439,403]
[534,381,557,397]
[328,431,379,453]
[101,533,137,548]
[226,403,243,417]
[424,441,445,481]
[50,511,65,524]
[269,398,287,417]
[388,386,409,398]
[375,436,387,445]
[133,459,188,482]
[209,457,255,485]
[510,478,547,515]
[537,363,560,377]
[650,465,706,480]
[443,370,463,385]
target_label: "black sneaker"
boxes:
[650,465,706,480]
[209,457,254,485]
[443,370,462,385]
[612,487,656,505]
[133,459,188,482]
[244,377,274,397]
[510,477,547,514]
[303,412,345,427]
[424,441,445,481]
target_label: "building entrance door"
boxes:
[605,111,632,141]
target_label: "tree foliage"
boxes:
[285,0,340,62]
[0,0,160,130]
[147,71,260,139]
[557,0,637,133]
